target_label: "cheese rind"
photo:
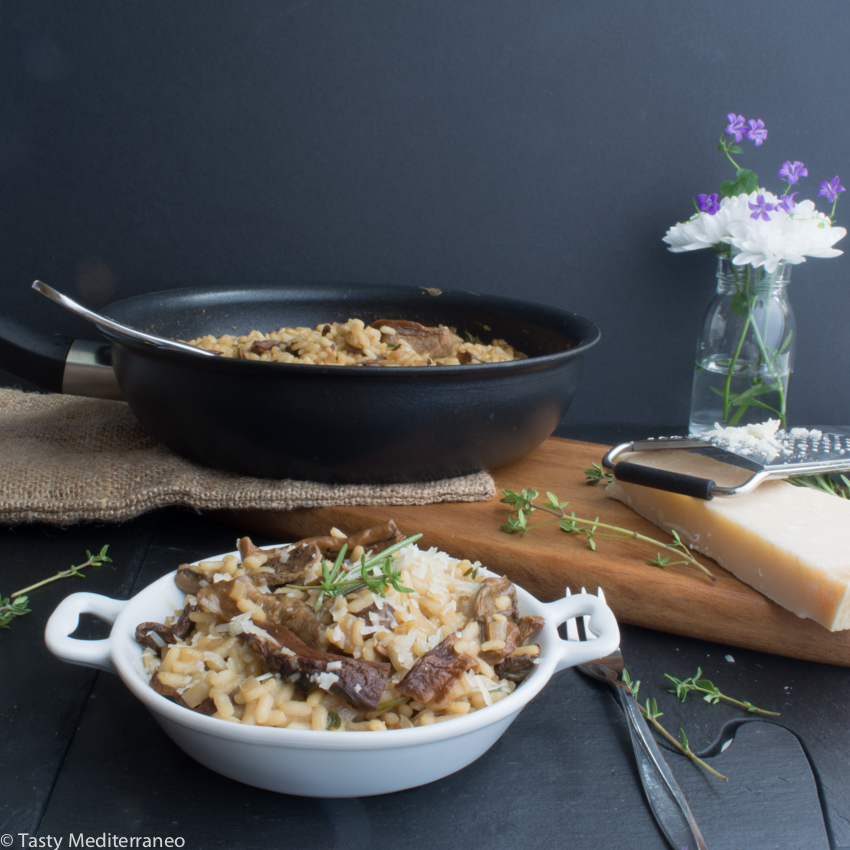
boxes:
[606,452,850,631]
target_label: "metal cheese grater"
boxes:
[602,431,850,499]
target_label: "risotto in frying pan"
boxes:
[186,318,526,367]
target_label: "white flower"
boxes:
[664,189,846,272]
[724,191,846,272]
[662,194,751,252]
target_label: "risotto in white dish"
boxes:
[136,522,544,732]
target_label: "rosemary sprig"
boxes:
[286,534,421,611]
[584,463,613,485]
[0,546,112,630]
[665,668,780,716]
[374,696,408,712]
[788,472,850,499]
[500,488,715,580]
[623,669,728,781]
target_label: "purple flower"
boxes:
[777,160,808,184]
[744,118,768,146]
[818,176,846,203]
[748,193,775,221]
[776,192,798,214]
[725,113,747,143]
[696,193,720,215]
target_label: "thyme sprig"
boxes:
[286,534,420,612]
[0,595,31,629]
[623,669,728,781]
[0,546,112,630]
[500,488,715,581]
[665,668,780,716]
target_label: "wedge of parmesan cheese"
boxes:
[606,450,850,631]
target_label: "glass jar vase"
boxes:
[688,257,795,435]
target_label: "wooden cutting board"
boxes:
[209,437,850,667]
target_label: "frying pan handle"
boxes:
[0,315,122,400]
[0,313,73,392]
[613,461,716,500]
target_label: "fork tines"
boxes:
[565,586,606,642]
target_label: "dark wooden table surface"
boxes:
[0,423,847,850]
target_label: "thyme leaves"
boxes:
[0,546,112,630]
[622,666,780,781]
[624,669,729,781]
[499,488,715,580]
[665,668,780,716]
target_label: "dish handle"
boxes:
[45,592,127,674]
[545,591,620,673]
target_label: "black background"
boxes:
[2,1,849,428]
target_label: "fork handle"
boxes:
[615,687,708,850]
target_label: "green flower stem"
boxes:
[720,136,741,171]
[745,297,787,424]
[722,308,753,421]
[721,269,788,429]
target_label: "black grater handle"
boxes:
[613,461,716,500]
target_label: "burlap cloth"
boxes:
[0,388,496,524]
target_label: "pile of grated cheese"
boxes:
[698,420,824,462]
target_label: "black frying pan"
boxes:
[0,281,600,483]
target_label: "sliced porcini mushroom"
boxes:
[236,537,322,587]
[135,600,200,651]
[474,577,542,681]
[368,319,462,360]
[249,339,288,353]
[475,576,521,663]
[196,576,320,647]
[395,635,476,703]
[293,519,405,560]
[244,622,391,710]
[494,653,537,682]
[174,565,207,595]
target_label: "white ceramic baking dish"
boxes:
[45,551,619,797]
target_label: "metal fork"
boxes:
[566,588,708,850]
